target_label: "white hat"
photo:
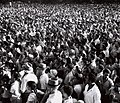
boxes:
[77,100,84,103]
[50,69,58,77]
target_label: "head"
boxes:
[87,73,96,84]
[38,63,47,75]
[96,64,104,73]
[49,69,58,78]
[62,85,73,98]
[27,81,37,92]
[103,69,111,79]
[47,78,60,93]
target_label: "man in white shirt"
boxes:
[39,68,50,91]
[83,73,101,103]
[20,63,38,93]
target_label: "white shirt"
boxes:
[39,73,49,90]
[83,83,101,103]
[10,80,21,97]
[26,92,37,103]
[46,90,62,103]
[20,73,38,93]
[63,96,73,103]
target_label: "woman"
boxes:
[21,81,44,103]
[26,81,38,103]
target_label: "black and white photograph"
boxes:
[0,0,120,103]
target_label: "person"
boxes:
[26,81,38,103]
[110,77,120,103]
[40,78,62,103]
[83,73,101,103]
[39,68,50,92]
[10,72,21,103]
[36,63,47,79]
[20,62,38,93]
[64,65,84,100]
[64,65,82,86]
[20,63,38,103]
[1,74,11,103]
[96,64,104,80]
[96,68,114,103]
[61,85,74,103]
[49,69,58,79]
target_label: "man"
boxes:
[20,62,38,94]
[39,68,50,92]
[40,78,62,103]
[96,68,114,103]
[84,73,101,103]
[64,65,82,85]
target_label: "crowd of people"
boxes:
[0,1,120,103]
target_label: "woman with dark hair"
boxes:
[21,80,44,103]
[26,81,38,103]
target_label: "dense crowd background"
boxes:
[0,1,120,103]
[1,0,120,4]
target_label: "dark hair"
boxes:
[27,81,37,93]
[115,77,120,85]
[88,73,96,83]
[13,72,19,80]
[63,85,73,96]
[45,68,50,73]
[114,77,120,93]
[99,64,104,71]
[103,69,111,74]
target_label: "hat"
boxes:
[50,69,58,77]
[48,78,60,87]
[77,100,84,103]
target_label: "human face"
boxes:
[103,73,109,80]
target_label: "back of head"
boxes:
[27,81,37,91]
[88,73,96,83]
[63,85,73,96]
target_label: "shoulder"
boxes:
[56,90,62,95]
[94,84,100,91]
[29,92,36,97]
[27,92,36,102]
[64,97,73,103]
